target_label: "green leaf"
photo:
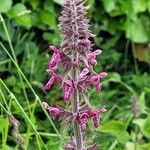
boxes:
[133,115,150,138]
[7,3,26,18]
[5,76,16,86]
[15,15,32,28]
[0,0,12,13]
[138,92,147,113]
[7,3,31,28]
[148,0,150,13]
[109,72,121,82]
[124,18,148,43]
[43,32,60,44]
[28,0,39,9]
[125,142,143,150]
[131,0,147,13]
[102,0,116,13]
[40,11,56,29]
[98,120,130,143]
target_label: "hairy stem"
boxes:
[72,66,83,150]
[72,35,83,150]
[70,0,83,148]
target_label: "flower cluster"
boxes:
[77,108,107,132]
[43,0,107,149]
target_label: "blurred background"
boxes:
[0,0,150,149]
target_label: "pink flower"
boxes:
[48,46,62,70]
[43,102,61,119]
[49,107,61,119]
[44,70,62,90]
[88,108,107,128]
[78,68,89,82]
[87,49,102,66]
[88,72,107,92]
[63,80,74,102]
[77,112,89,132]
[43,102,73,121]
[78,39,91,53]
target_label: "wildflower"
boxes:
[88,108,107,128]
[43,0,108,149]
[43,102,61,119]
[48,46,62,70]
[63,80,74,102]
[78,39,91,53]
[77,112,89,132]
[44,70,62,90]
[87,49,102,66]
[78,68,89,82]
[88,72,108,92]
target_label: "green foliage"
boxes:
[0,0,12,13]
[98,120,130,143]
[0,0,150,149]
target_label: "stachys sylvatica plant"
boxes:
[43,0,107,149]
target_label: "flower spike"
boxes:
[43,0,108,149]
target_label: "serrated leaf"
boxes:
[0,0,12,13]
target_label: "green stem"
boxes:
[0,14,31,114]
[132,42,139,74]
[0,87,9,111]
[0,43,62,142]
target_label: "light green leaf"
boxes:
[98,120,130,143]
[0,0,12,13]
[131,0,147,13]
[102,0,116,13]
[125,142,142,150]
[15,15,32,28]
[133,115,150,138]
[124,18,148,43]
[109,72,121,82]
[148,0,150,13]
[7,3,26,18]
[138,92,147,113]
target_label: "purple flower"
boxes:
[43,0,108,148]
[63,80,74,102]
[78,39,91,53]
[87,49,102,66]
[43,102,61,119]
[78,68,89,82]
[48,46,62,70]
[88,108,107,128]
[88,72,107,92]
[44,70,62,90]
[77,112,89,132]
